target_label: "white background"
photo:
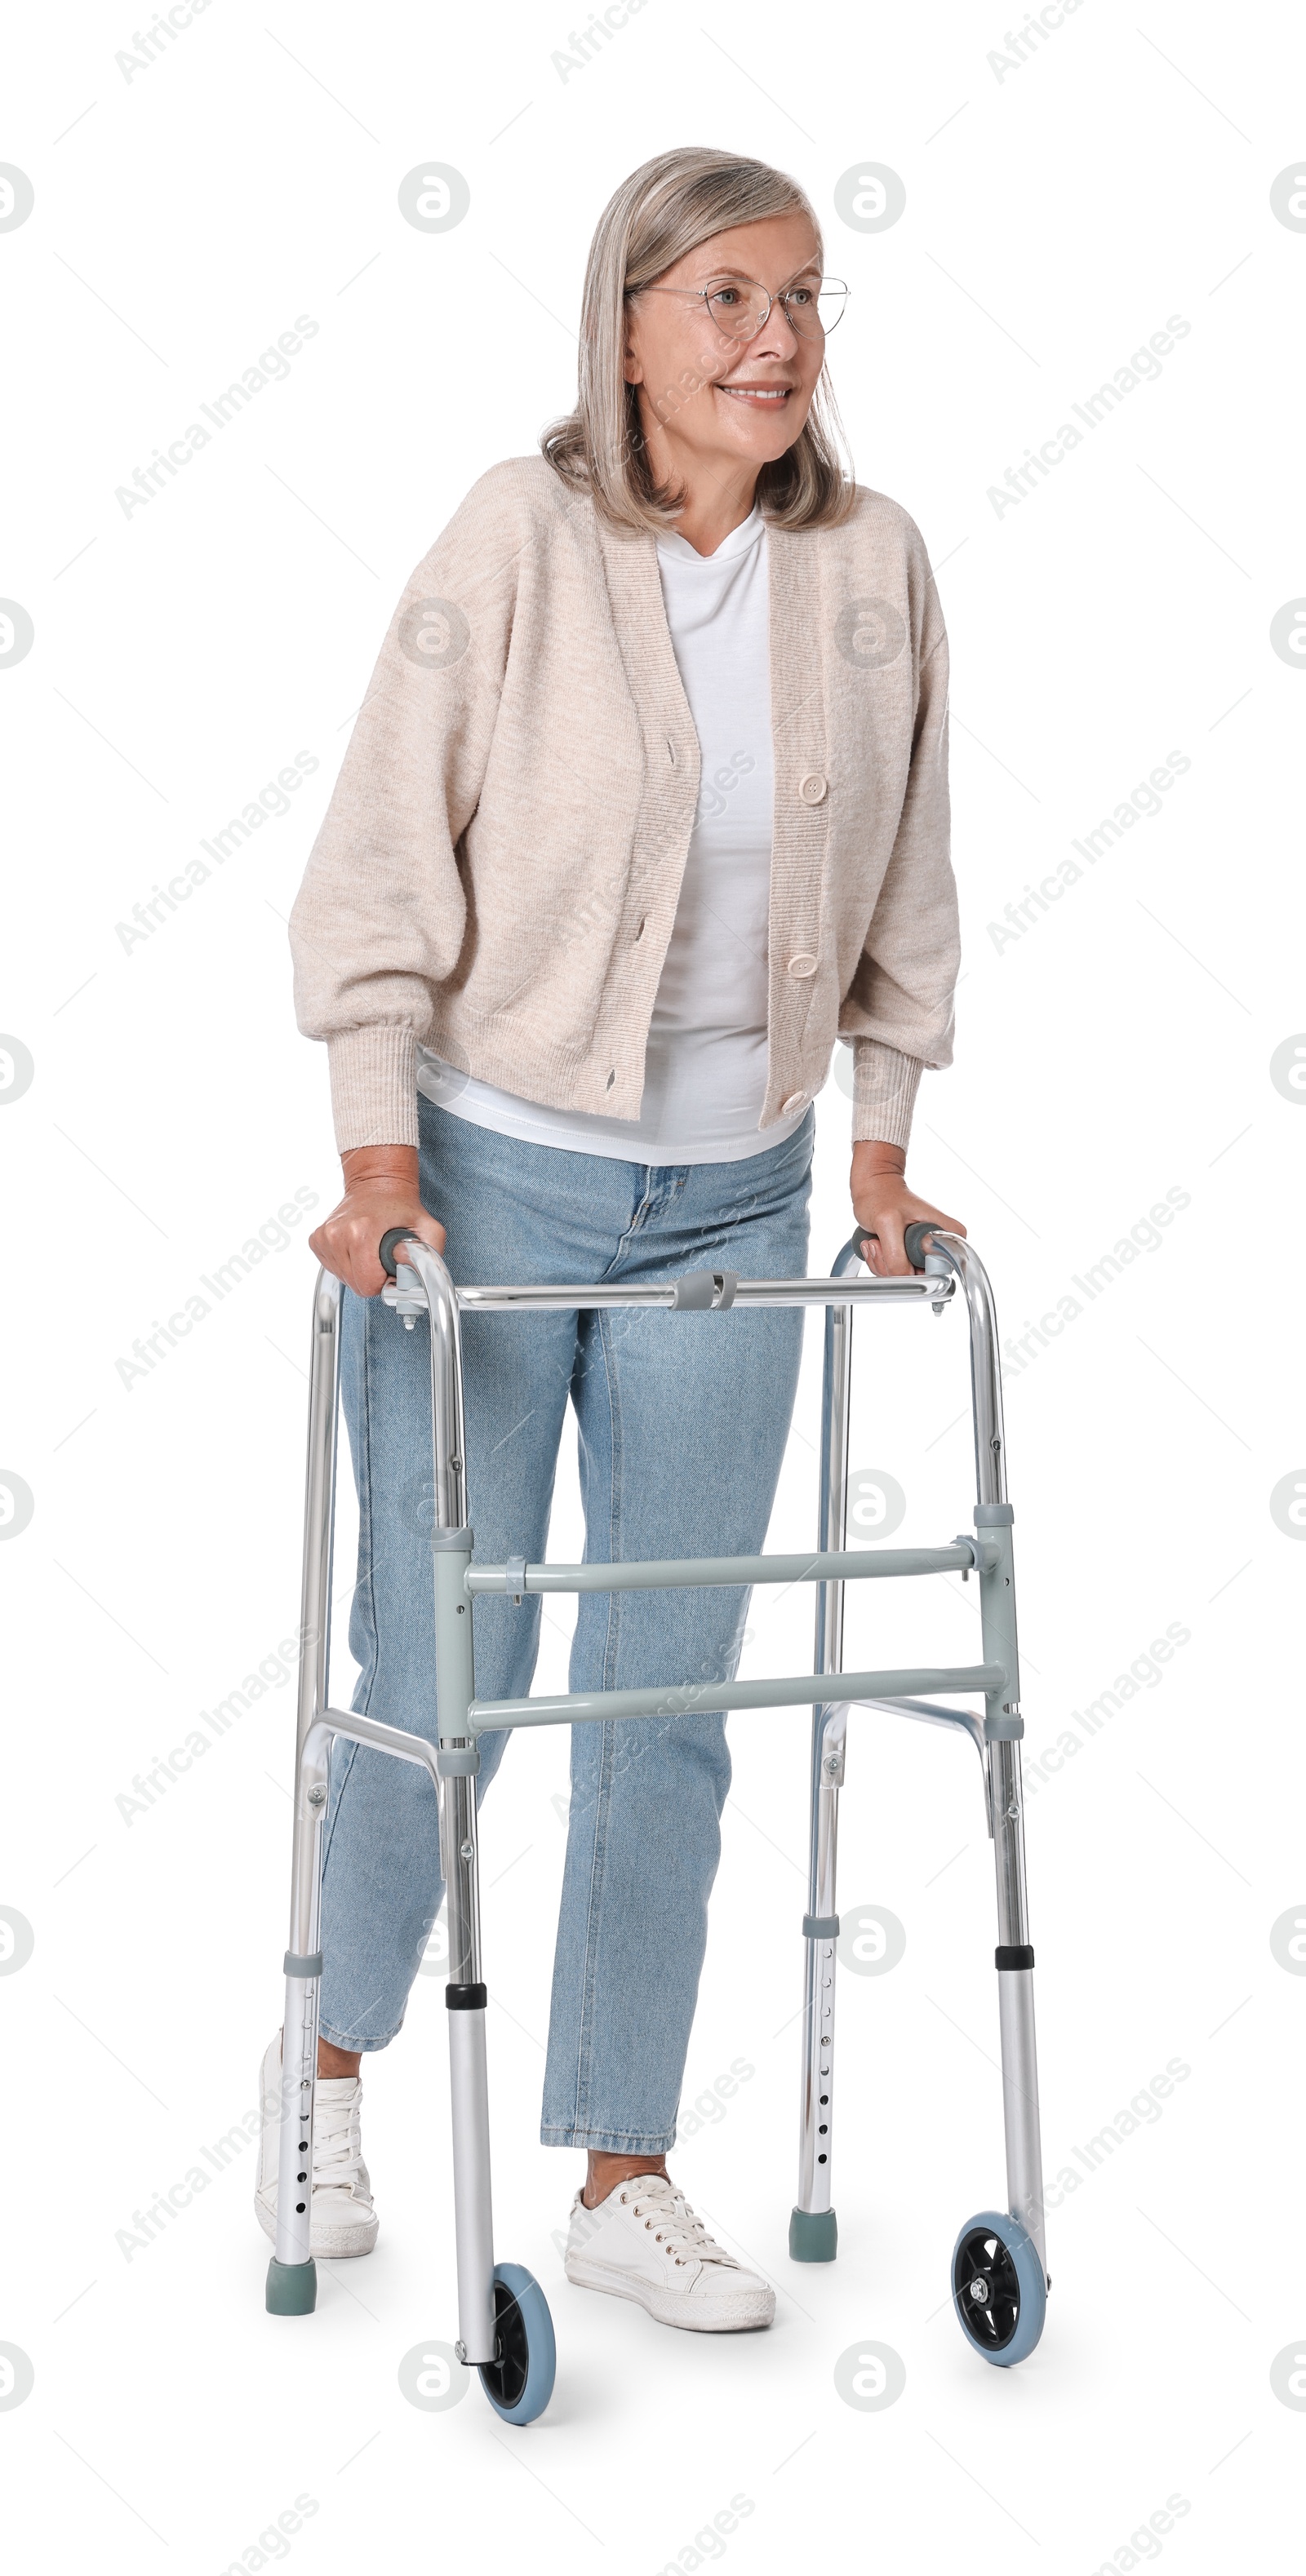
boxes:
[2,2,1304,2568]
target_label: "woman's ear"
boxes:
[623,289,647,386]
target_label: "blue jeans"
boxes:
[319,1098,813,2151]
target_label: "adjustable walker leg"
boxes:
[265,1237,557,2417]
[441,1764,496,2366]
[266,1268,341,2317]
[975,1504,1046,2282]
[396,1242,556,2421]
[267,1929,322,2314]
[790,1266,857,2261]
[791,1701,845,2260]
[432,1505,497,2367]
[940,1263,1049,2364]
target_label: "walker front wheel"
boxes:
[951,2211,1046,2366]
[478,2263,557,2423]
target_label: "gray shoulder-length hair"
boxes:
[541,146,855,534]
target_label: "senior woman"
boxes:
[260,144,962,2334]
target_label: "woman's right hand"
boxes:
[308,1145,446,1298]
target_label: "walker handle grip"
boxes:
[379,1228,416,1279]
[858,1221,939,1272]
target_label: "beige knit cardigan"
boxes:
[289,457,959,1156]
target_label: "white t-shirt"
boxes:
[418,504,807,1164]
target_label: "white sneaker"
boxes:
[254,2033,379,2258]
[564,2172,775,2332]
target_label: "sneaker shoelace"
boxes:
[312,2084,367,2200]
[615,2175,738,2269]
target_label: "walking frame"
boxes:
[265,1222,1047,2416]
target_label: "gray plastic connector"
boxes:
[670,1270,738,1310]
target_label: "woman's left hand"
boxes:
[851,1141,965,1277]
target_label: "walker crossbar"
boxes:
[464,1666,1006,1733]
[267,1225,1048,2398]
[464,1541,994,1594]
[387,1272,959,1315]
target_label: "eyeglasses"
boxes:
[635,273,849,343]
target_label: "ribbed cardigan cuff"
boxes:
[851,1040,923,1151]
[327,1026,420,1154]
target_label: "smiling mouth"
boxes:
[715,384,793,405]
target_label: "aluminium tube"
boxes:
[930,1233,1046,2279]
[464,1544,976,1596]
[272,1270,342,2284]
[451,1274,954,1313]
[924,1234,1006,1510]
[794,1235,864,2240]
[393,1239,496,2360]
[470,1664,1005,1732]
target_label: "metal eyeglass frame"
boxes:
[634,272,849,341]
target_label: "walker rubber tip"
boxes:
[788,2206,837,2263]
[265,2256,318,2315]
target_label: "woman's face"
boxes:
[623,211,828,482]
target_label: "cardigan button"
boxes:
[787,952,817,978]
[797,772,828,805]
[780,1092,809,1115]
